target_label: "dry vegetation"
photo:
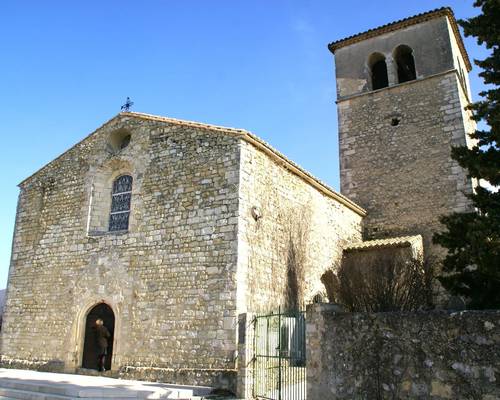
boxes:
[329,251,434,312]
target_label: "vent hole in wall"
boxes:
[391,118,400,126]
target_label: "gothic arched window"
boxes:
[394,45,416,84]
[368,53,389,90]
[109,175,132,232]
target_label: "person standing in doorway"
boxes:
[94,318,110,372]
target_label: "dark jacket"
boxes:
[94,325,110,352]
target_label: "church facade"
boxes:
[0,112,364,388]
[0,7,474,395]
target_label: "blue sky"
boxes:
[0,1,488,288]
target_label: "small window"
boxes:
[109,175,132,232]
[368,53,389,90]
[394,45,416,83]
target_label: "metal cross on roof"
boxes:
[120,97,134,112]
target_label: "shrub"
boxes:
[330,252,434,312]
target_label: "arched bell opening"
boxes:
[368,52,389,90]
[394,45,417,83]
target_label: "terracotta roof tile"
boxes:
[344,235,423,251]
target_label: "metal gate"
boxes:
[253,308,306,400]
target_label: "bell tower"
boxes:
[330,8,475,251]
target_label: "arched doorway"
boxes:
[82,303,115,371]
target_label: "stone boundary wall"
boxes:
[307,304,500,399]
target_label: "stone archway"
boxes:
[81,303,115,371]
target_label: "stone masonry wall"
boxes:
[235,140,363,398]
[338,71,474,252]
[237,141,363,314]
[307,304,500,399]
[1,113,241,389]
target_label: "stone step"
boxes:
[0,379,161,398]
[0,385,195,400]
[0,369,213,400]
[0,387,90,400]
[74,369,213,398]
[0,379,140,398]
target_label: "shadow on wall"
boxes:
[0,289,5,331]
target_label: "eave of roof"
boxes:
[328,7,472,72]
[344,235,423,252]
[18,111,367,217]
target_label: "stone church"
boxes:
[0,7,474,395]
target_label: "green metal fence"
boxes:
[253,308,306,400]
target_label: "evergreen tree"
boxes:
[433,0,500,309]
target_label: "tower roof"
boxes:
[328,7,472,71]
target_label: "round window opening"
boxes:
[120,134,131,149]
[108,129,132,152]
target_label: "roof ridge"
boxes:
[122,111,249,134]
[18,111,367,216]
[328,7,472,71]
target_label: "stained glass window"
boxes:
[109,175,132,231]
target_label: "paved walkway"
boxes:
[0,368,217,399]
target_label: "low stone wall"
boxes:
[0,356,65,373]
[117,366,236,391]
[306,304,500,399]
[0,356,236,392]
